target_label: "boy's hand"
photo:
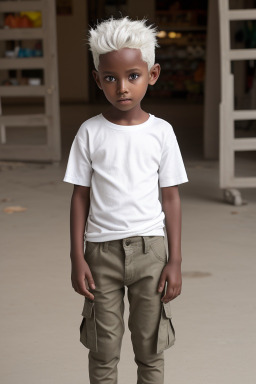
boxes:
[158,261,182,303]
[71,258,96,300]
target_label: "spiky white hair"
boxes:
[88,17,158,71]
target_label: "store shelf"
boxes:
[233,138,256,151]
[0,28,44,40]
[157,26,207,32]
[158,40,206,46]
[229,49,256,60]
[157,57,205,61]
[0,0,60,162]
[0,145,52,161]
[0,114,48,126]
[156,9,207,29]
[0,58,45,70]
[152,6,207,100]
[156,9,207,13]
[0,1,43,12]
[228,9,256,20]
[233,110,256,120]
[0,86,45,97]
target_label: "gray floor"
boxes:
[1,104,256,383]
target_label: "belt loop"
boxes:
[142,236,149,254]
[103,241,109,252]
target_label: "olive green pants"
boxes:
[80,236,175,384]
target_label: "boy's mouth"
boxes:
[117,98,132,104]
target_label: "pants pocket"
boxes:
[156,302,175,354]
[150,237,167,263]
[80,298,98,352]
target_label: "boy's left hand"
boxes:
[158,261,182,303]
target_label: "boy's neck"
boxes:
[103,105,149,126]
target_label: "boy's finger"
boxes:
[85,270,96,289]
[78,285,94,300]
[86,273,96,290]
[162,287,174,302]
[171,287,181,299]
[174,287,181,297]
[84,288,94,300]
[75,278,95,300]
[158,276,166,292]
[161,294,169,303]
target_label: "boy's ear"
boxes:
[92,70,102,90]
[148,64,161,85]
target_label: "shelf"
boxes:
[0,144,52,161]
[156,9,207,14]
[0,28,44,40]
[157,41,206,47]
[159,69,204,73]
[156,57,205,60]
[0,0,60,162]
[157,26,207,32]
[233,138,256,151]
[0,86,45,97]
[229,49,256,60]
[0,58,45,70]
[233,110,256,120]
[228,9,256,21]
[0,114,48,126]
[155,9,207,98]
[0,1,43,12]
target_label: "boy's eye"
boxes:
[105,75,116,82]
[129,73,139,80]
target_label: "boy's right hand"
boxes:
[71,258,96,300]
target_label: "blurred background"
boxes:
[0,1,256,384]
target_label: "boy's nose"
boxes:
[117,79,128,94]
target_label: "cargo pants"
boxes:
[80,236,175,384]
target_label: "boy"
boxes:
[64,17,188,384]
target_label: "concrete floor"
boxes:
[1,104,256,383]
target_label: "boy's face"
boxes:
[93,48,160,113]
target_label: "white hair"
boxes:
[88,17,158,71]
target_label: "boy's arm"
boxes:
[70,185,95,300]
[158,185,182,303]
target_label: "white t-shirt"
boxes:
[64,113,188,242]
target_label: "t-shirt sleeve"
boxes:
[159,130,188,188]
[63,134,92,187]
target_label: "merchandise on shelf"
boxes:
[4,11,42,28]
[20,12,42,28]
[4,41,43,58]
[149,3,207,100]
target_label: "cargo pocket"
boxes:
[80,298,98,353]
[156,301,175,354]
